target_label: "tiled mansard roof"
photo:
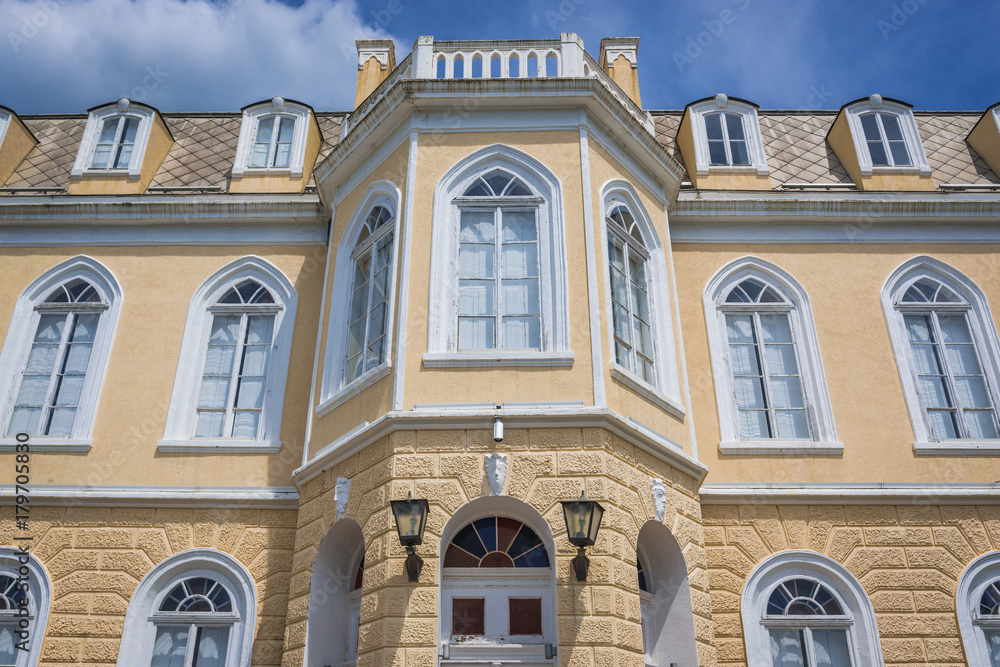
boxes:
[4,109,997,191]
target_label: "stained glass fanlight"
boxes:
[443,517,550,568]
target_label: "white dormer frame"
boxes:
[233,97,311,178]
[70,98,155,180]
[0,108,11,146]
[844,94,932,177]
[688,94,769,177]
[993,106,1000,132]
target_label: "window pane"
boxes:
[633,317,652,357]
[725,113,746,140]
[204,345,236,376]
[63,342,93,374]
[946,343,983,376]
[502,279,539,316]
[459,318,494,350]
[774,409,810,439]
[928,410,959,439]
[368,303,386,343]
[740,409,770,439]
[860,114,882,141]
[984,628,1000,667]
[501,244,538,279]
[235,377,265,409]
[730,139,750,165]
[8,407,41,436]
[255,117,274,143]
[0,623,16,665]
[608,237,625,271]
[52,375,84,406]
[114,144,133,169]
[15,375,51,406]
[452,598,485,636]
[250,143,269,168]
[765,344,800,375]
[459,281,495,316]
[729,344,761,376]
[210,316,241,344]
[705,113,724,140]
[231,411,260,439]
[195,411,225,438]
[867,140,889,166]
[631,283,650,322]
[734,377,767,409]
[509,598,543,635]
[198,377,231,409]
[966,410,999,439]
[34,313,66,343]
[708,140,728,165]
[193,626,230,667]
[955,375,992,409]
[150,625,190,667]
[246,316,274,345]
[760,314,792,344]
[241,346,270,376]
[502,211,537,242]
[610,267,628,306]
[98,118,119,143]
[888,140,910,166]
[910,344,941,375]
[46,407,76,436]
[880,113,903,140]
[614,341,631,370]
[636,355,654,384]
[273,143,291,168]
[770,376,806,409]
[811,628,852,667]
[91,144,112,168]
[919,376,953,409]
[277,116,295,141]
[612,303,631,343]
[502,316,540,349]
[121,117,139,143]
[459,244,494,279]
[460,210,494,243]
[768,628,806,667]
[726,315,755,344]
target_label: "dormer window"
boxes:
[233,97,311,178]
[70,98,156,180]
[705,112,751,166]
[843,94,931,176]
[91,116,139,169]
[686,94,769,176]
[860,112,910,167]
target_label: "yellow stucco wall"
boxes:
[828,111,936,191]
[0,247,325,487]
[605,55,640,107]
[674,244,1000,485]
[230,113,323,194]
[66,113,173,196]
[968,110,1000,178]
[355,57,388,109]
[0,113,36,187]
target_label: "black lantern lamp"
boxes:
[390,492,429,582]
[561,490,604,581]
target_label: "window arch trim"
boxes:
[957,551,1000,667]
[880,256,1000,452]
[0,256,123,450]
[0,548,52,667]
[599,180,683,415]
[70,100,156,180]
[741,550,885,667]
[425,144,572,368]
[687,96,769,177]
[115,548,257,667]
[233,98,312,178]
[844,96,932,176]
[704,257,841,453]
[159,256,297,452]
[319,181,402,415]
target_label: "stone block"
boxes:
[843,547,907,577]
[725,526,770,564]
[864,527,934,546]
[876,613,958,637]
[880,638,925,662]
[940,506,992,553]
[82,638,121,662]
[870,590,915,612]
[76,528,135,549]
[827,527,864,562]
[844,505,897,526]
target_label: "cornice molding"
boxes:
[0,484,300,507]
[700,482,1000,505]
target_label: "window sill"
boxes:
[609,365,685,419]
[316,364,392,418]
[73,170,140,180]
[156,439,282,454]
[719,440,845,455]
[422,351,574,368]
[914,440,1000,456]
[233,167,303,178]
[698,164,769,177]
[0,438,92,452]
[861,164,932,177]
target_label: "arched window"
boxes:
[635,522,698,667]
[705,258,840,453]
[742,551,884,667]
[0,256,122,447]
[606,202,654,384]
[117,549,256,667]
[91,114,141,169]
[881,257,1000,450]
[249,114,295,169]
[957,552,1000,667]
[439,502,556,667]
[686,95,769,176]
[70,98,157,179]
[0,550,51,667]
[345,205,394,385]
[427,146,570,366]
[306,520,366,667]
[232,98,312,178]
[160,257,297,451]
[843,96,931,176]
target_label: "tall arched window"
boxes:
[0,549,52,667]
[346,205,394,385]
[439,500,557,667]
[958,552,1000,667]
[705,258,839,453]
[742,551,884,667]
[160,257,297,451]
[306,520,366,667]
[116,549,256,667]
[882,257,1000,450]
[0,256,122,448]
[607,203,654,383]
[426,145,570,367]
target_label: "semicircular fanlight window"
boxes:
[901,277,963,304]
[0,575,28,611]
[159,577,234,614]
[980,580,1000,616]
[217,279,275,305]
[44,278,102,304]
[462,170,533,197]
[766,578,843,616]
[444,516,549,568]
[724,277,786,304]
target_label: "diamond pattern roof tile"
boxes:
[6,117,85,188]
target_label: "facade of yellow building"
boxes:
[1,34,1000,667]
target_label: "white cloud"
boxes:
[0,0,403,113]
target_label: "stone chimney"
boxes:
[599,37,641,107]
[355,40,396,108]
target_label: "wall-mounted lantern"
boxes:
[390,491,429,582]
[560,490,604,581]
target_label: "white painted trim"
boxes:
[421,351,574,367]
[703,256,839,448]
[116,549,258,667]
[393,130,419,411]
[320,181,402,403]
[0,437,91,452]
[303,207,335,469]
[0,484,299,507]
[609,366,685,419]
[232,99,311,178]
[156,439,282,453]
[0,548,52,667]
[844,97,932,177]
[161,256,298,447]
[670,221,1000,244]
[0,109,10,150]
[718,440,844,455]
[297,406,707,484]
[880,256,1000,446]
[0,222,327,247]
[913,440,1000,455]
[741,551,885,667]
[700,482,1000,504]
[957,551,1000,667]
[426,144,570,356]
[316,363,391,417]
[70,101,155,180]
[579,125,606,407]
[600,179,683,405]
[0,255,123,443]
[687,97,769,176]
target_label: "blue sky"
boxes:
[1,0,997,114]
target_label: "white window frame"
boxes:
[0,256,122,451]
[70,98,155,180]
[232,97,311,178]
[704,257,841,454]
[881,256,1000,454]
[159,256,297,453]
[116,549,257,667]
[600,180,682,416]
[0,549,52,667]
[958,551,1000,667]
[319,181,402,415]
[0,107,11,149]
[742,551,885,667]
[687,94,769,177]
[425,145,572,368]
[844,95,932,176]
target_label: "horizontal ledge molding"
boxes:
[609,366,685,419]
[913,440,1000,456]
[316,364,393,417]
[0,438,91,452]
[157,440,282,454]
[422,351,574,368]
[701,482,1000,505]
[0,485,300,508]
[718,440,845,456]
